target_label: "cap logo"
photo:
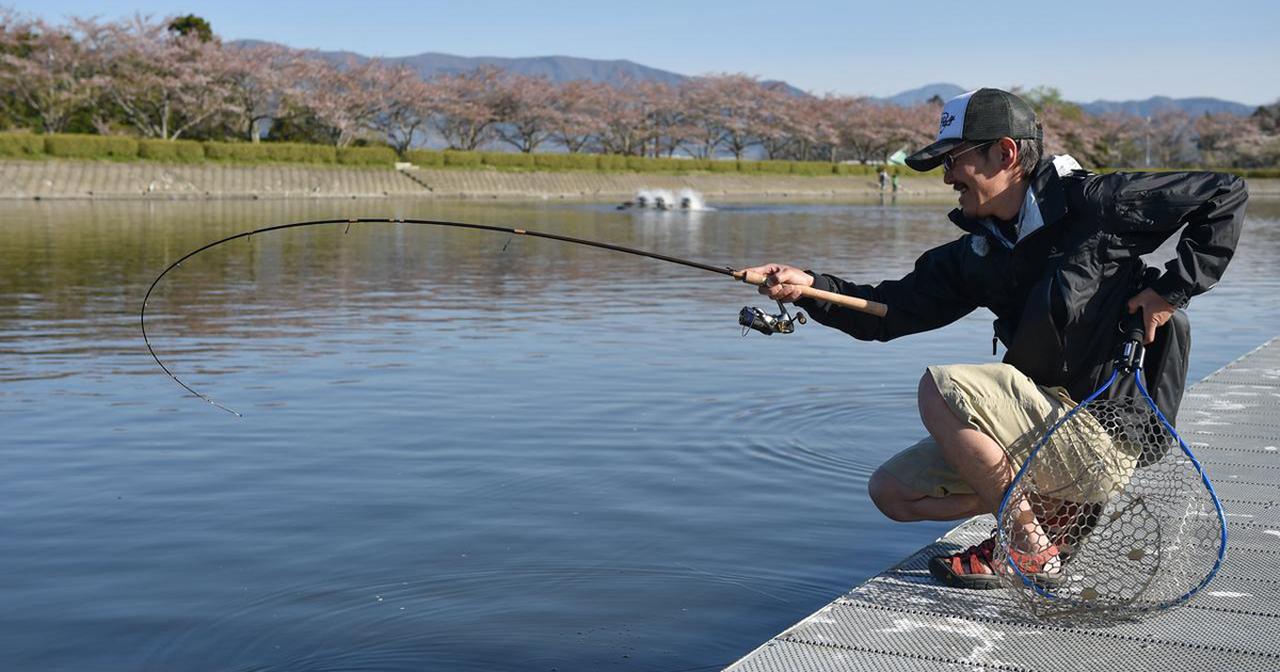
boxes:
[939,111,956,132]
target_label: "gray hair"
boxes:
[977,131,1041,181]
[1015,124,1043,180]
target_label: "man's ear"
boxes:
[998,137,1019,172]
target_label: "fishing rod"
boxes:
[141,217,888,416]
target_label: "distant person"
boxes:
[891,171,901,193]
[877,167,888,192]
[742,88,1246,589]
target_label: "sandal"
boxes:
[928,532,1063,590]
[1042,501,1102,565]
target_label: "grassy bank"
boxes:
[3,132,1275,180]
[0,133,399,167]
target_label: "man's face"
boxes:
[942,140,1014,218]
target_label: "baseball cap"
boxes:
[905,88,1040,171]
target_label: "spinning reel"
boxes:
[739,300,807,336]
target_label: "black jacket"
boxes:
[796,159,1248,423]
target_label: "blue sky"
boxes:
[12,0,1279,105]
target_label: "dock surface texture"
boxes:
[728,337,1280,672]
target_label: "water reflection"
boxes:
[1,197,1277,670]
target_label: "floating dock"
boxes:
[728,337,1280,671]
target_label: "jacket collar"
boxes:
[947,155,1076,242]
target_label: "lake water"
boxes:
[3,195,1278,671]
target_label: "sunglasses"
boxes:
[942,140,997,171]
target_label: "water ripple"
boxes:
[147,563,833,671]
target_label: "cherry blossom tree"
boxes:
[296,56,397,146]
[363,63,433,154]
[548,79,605,153]
[490,73,561,153]
[795,95,845,161]
[1090,114,1145,167]
[830,96,887,162]
[593,78,648,155]
[430,66,502,150]
[879,101,936,161]
[635,80,682,157]
[221,42,297,142]
[85,15,239,140]
[1195,112,1280,168]
[755,84,809,160]
[678,75,730,159]
[0,13,102,132]
[677,74,773,159]
[1146,110,1196,167]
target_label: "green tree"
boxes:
[267,106,342,145]
[167,15,213,42]
[1252,101,1280,134]
[1016,85,1085,120]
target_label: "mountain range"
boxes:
[847,83,1256,117]
[240,41,1260,117]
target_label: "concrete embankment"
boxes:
[399,167,951,200]
[0,160,423,199]
[3,160,1275,201]
[0,159,949,201]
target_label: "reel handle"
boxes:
[733,270,888,318]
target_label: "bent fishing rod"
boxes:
[142,217,888,416]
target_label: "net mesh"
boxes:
[994,388,1225,624]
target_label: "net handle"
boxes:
[1121,310,1147,344]
[1117,310,1147,373]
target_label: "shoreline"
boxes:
[3,159,1277,202]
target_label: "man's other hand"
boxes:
[1127,288,1176,345]
[740,263,815,303]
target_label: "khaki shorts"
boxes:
[881,363,1140,503]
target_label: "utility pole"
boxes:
[1144,116,1151,167]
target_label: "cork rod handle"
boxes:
[733,270,888,318]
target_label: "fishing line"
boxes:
[141,217,887,416]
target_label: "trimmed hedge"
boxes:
[262,142,336,163]
[756,160,796,175]
[138,139,205,162]
[202,141,269,161]
[481,151,535,169]
[0,132,44,157]
[44,133,138,159]
[597,154,627,170]
[531,152,597,170]
[624,156,658,171]
[337,146,397,165]
[788,160,839,176]
[203,141,336,163]
[625,156,697,172]
[11,131,1269,179]
[405,149,444,167]
[443,150,482,167]
[1231,167,1280,179]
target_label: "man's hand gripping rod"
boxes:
[731,269,888,335]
